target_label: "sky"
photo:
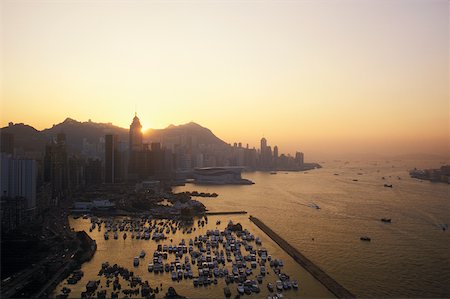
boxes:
[1,0,449,159]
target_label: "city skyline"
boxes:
[2,0,449,159]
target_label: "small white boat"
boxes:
[276,280,283,291]
[140,250,146,258]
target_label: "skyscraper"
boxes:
[105,134,121,183]
[128,113,143,178]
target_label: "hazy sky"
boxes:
[1,0,449,159]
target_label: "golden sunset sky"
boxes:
[1,0,449,158]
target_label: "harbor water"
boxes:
[174,160,450,297]
[54,215,333,298]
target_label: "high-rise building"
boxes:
[295,152,304,167]
[1,132,14,156]
[44,133,69,201]
[129,113,143,151]
[1,153,37,211]
[273,145,279,169]
[128,113,143,178]
[105,134,122,183]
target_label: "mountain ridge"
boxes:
[1,118,228,155]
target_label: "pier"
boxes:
[249,216,355,298]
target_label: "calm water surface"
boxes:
[55,215,332,298]
[175,160,450,297]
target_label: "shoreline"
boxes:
[249,216,355,298]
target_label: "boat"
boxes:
[224,286,231,297]
[381,218,391,223]
[133,257,139,267]
[384,184,393,188]
[148,264,153,272]
[292,280,299,289]
[123,233,127,240]
[139,250,146,258]
[113,232,118,239]
[270,172,277,175]
[104,233,109,240]
[360,236,371,241]
[276,280,283,291]
[257,274,263,283]
[267,282,274,292]
[237,283,245,294]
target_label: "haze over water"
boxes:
[175,160,450,297]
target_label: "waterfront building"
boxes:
[295,152,304,167]
[193,167,253,185]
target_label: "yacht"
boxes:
[147,263,153,272]
[292,280,299,289]
[140,250,146,258]
[267,282,274,292]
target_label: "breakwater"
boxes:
[205,211,247,215]
[249,216,355,298]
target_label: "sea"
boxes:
[56,159,450,298]
[174,160,450,297]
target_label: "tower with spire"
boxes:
[128,112,143,178]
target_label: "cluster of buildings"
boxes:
[0,113,307,232]
[410,165,450,184]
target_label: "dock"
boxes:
[249,216,355,298]
[205,211,247,216]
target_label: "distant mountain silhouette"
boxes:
[145,122,228,148]
[41,118,128,153]
[1,118,228,155]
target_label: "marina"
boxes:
[52,215,333,298]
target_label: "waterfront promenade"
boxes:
[250,216,355,298]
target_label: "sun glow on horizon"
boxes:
[1,1,448,159]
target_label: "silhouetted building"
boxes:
[1,132,14,156]
[273,145,279,169]
[44,133,69,201]
[295,152,304,167]
[128,113,143,179]
[1,153,37,230]
[85,158,102,186]
[105,134,122,183]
